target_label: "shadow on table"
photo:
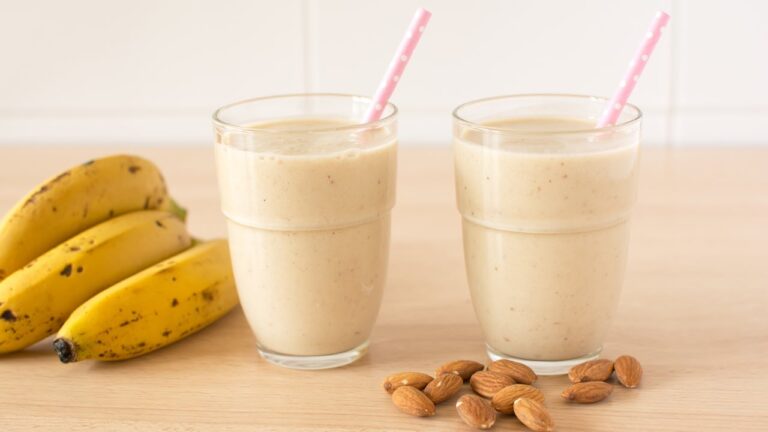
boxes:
[0,335,62,361]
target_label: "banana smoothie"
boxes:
[453,97,640,370]
[214,99,397,368]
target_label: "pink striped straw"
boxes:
[363,7,432,123]
[596,11,670,128]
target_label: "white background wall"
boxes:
[0,0,765,147]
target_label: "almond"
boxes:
[382,372,434,394]
[435,359,485,381]
[514,397,555,432]
[423,372,463,404]
[491,384,545,414]
[456,394,497,430]
[470,370,516,398]
[487,359,538,385]
[561,381,613,404]
[614,355,642,388]
[391,386,436,417]
[567,359,614,383]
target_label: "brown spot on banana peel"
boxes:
[60,264,73,277]
[22,171,71,207]
[171,298,179,307]
[1,310,17,322]
[117,314,142,328]
[23,185,48,207]
[201,289,215,302]
[155,220,165,228]
[128,165,141,174]
[52,171,71,183]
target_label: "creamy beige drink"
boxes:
[214,96,397,369]
[454,98,641,373]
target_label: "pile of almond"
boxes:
[382,355,642,431]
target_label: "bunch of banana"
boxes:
[0,155,185,282]
[54,239,237,362]
[0,154,239,362]
[0,210,192,352]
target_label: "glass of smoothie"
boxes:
[453,94,641,375]
[213,94,397,369]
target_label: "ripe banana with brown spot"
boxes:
[0,154,186,281]
[53,239,237,362]
[0,210,191,353]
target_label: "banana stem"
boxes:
[53,338,77,363]
[167,198,188,222]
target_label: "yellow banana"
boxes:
[53,239,237,363]
[0,154,185,281]
[0,210,191,353]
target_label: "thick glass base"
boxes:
[258,340,369,370]
[486,344,602,376]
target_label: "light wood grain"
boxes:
[0,147,766,431]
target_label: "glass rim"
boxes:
[452,93,642,135]
[212,93,398,134]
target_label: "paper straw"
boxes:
[596,11,670,128]
[363,7,432,123]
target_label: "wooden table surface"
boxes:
[0,146,766,431]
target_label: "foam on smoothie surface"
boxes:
[234,117,390,156]
[483,116,595,132]
[460,117,624,153]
